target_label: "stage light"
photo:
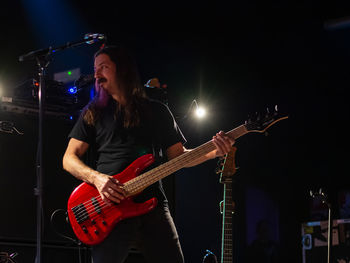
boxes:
[186,99,207,120]
[33,79,39,87]
[68,86,77,94]
[90,87,95,100]
[195,106,206,118]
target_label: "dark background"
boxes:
[1,1,350,262]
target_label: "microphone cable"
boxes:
[50,209,88,263]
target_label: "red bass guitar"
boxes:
[67,107,287,245]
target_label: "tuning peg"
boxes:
[309,190,315,198]
[274,105,278,112]
[219,155,226,161]
[217,159,224,166]
[215,167,223,174]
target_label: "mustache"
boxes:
[97,78,107,84]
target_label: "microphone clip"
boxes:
[84,33,105,45]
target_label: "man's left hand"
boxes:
[212,131,235,157]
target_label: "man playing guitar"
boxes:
[63,45,234,263]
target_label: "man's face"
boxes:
[94,53,118,95]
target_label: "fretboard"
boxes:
[123,125,248,195]
[221,182,233,263]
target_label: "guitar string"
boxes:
[72,124,244,217]
[71,130,243,221]
[71,143,214,220]
[71,127,247,221]
[72,138,232,222]
[76,131,258,235]
[74,162,236,227]
[71,145,211,220]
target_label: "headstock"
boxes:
[216,146,237,184]
[244,105,288,134]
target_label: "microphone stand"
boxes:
[310,189,332,263]
[34,54,48,263]
[326,200,333,263]
[18,33,105,263]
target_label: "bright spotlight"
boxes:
[195,107,206,118]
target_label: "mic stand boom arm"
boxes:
[19,33,104,62]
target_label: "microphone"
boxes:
[84,33,105,45]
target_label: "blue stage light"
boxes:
[68,86,77,94]
[90,87,95,100]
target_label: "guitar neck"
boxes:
[124,125,248,195]
[221,182,233,263]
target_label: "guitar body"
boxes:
[67,154,158,246]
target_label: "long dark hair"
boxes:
[83,45,147,128]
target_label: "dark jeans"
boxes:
[92,202,184,263]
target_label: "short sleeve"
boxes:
[68,113,95,145]
[155,102,187,150]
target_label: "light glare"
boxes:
[195,107,206,118]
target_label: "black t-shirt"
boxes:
[68,99,186,202]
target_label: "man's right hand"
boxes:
[93,173,126,204]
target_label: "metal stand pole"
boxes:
[34,56,50,263]
[310,189,332,263]
[327,205,332,263]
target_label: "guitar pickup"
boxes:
[71,203,89,224]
